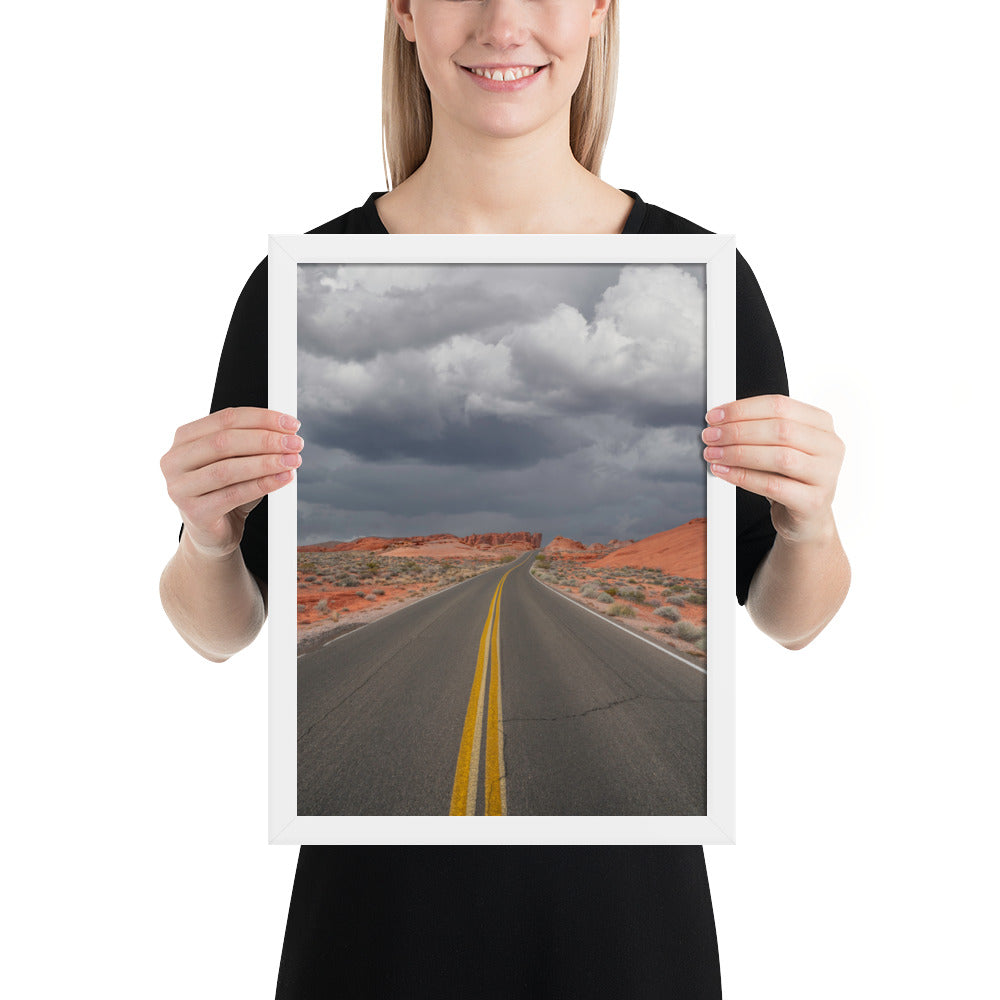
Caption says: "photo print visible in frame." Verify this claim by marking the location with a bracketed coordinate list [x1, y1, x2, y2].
[267, 234, 736, 844]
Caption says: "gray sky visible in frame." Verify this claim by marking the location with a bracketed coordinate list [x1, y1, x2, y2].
[297, 262, 706, 546]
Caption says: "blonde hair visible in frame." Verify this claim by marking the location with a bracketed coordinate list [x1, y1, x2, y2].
[381, 1, 619, 190]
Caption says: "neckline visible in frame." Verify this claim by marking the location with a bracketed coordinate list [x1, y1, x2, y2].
[363, 189, 646, 235]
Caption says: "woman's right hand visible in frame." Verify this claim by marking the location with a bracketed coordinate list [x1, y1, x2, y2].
[160, 406, 303, 560]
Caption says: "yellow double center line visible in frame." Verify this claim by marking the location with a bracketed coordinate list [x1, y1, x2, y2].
[449, 563, 517, 816]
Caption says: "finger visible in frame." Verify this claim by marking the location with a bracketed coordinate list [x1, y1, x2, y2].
[184, 468, 296, 527]
[706, 395, 834, 433]
[172, 406, 300, 448]
[701, 418, 836, 458]
[703, 444, 825, 486]
[709, 462, 813, 510]
[170, 450, 303, 505]
[166, 429, 303, 480]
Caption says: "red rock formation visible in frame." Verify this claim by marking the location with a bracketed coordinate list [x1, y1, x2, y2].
[543, 536, 635, 561]
[590, 519, 706, 578]
[544, 535, 586, 552]
[299, 531, 541, 554]
[461, 531, 541, 549]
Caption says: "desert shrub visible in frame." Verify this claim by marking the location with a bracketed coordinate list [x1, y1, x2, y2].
[657, 624, 677, 635]
[621, 589, 646, 603]
[655, 606, 681, 621]
[373, 588, 385, 596]
[499, 554, 516, 563]
[304, 575, 318, 583]
[686, 593, 706, 605]
[607, 602, 636, 618]
[693, 637, 707, 652]
[603, 586, 619, 597]
[580, 583, 602, 598]
[297, 604, 305, 613]
[355, 590, 366, 598]
[675, 621, 705, 642]
[595, 591, 613, 603]
[315, 599, 328, 612]
[364, 594, 376, 601]
[667, 596, 687, 607]
[646, 598, 662, 608]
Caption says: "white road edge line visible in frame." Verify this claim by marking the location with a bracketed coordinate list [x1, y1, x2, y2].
[295, 552, 534, 657]
[526, 567, 708, 677]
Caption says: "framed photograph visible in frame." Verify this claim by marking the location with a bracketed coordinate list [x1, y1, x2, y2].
[268, 234, 735, 845]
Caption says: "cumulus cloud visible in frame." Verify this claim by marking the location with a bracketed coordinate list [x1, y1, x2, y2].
[296, 262, 707, 544]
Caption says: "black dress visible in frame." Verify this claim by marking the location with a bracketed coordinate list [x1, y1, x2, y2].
[203, 191, 788, 999]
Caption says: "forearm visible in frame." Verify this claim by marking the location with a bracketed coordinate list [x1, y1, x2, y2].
[159, 530, 266, 662]
[745, 517, 850, 650]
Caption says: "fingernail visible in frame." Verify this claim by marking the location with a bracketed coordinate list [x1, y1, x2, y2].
[703, 426, 722, 442]
[281, 452, 302, 467]
[712, 463, 731, 475]
[282, 435, 304, 450]
[706, 408, 725, 423]
[280, 414, 301, 431]
[704, 447, 724, 461]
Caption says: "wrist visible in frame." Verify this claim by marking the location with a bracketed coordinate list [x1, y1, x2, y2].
[773, 509, 840, 549]
[179, 525, 245, 566]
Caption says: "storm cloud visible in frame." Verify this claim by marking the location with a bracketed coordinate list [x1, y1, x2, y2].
[296, 261, 706, 545]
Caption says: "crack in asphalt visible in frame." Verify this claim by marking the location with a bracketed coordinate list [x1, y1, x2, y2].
[503, 689, 702, 724]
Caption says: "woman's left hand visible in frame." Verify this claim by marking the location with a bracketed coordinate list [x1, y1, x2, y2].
[702, 394, 845, 546]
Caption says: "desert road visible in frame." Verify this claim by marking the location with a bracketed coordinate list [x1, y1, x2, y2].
[297, 553, 707, 816]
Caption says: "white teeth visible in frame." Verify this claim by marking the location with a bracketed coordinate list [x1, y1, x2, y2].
[470, 66, 539, 81]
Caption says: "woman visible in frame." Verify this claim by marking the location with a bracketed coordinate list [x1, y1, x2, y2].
[160, 2, 849, 996]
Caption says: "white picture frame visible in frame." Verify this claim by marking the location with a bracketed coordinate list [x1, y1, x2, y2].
[268, 234, 736, 845]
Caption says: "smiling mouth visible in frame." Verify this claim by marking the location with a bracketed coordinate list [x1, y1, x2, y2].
[461, 65, 547, 82]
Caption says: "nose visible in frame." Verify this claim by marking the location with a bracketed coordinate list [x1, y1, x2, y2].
[475, 0, 531, 50]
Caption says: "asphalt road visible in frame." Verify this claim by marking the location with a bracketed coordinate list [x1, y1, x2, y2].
[297, 553, 706, 816]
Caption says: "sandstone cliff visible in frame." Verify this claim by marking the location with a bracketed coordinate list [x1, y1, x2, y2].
[300, 531, 541, 555]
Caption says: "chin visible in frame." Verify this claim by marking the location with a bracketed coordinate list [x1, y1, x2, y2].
[462, 107, 556, 142]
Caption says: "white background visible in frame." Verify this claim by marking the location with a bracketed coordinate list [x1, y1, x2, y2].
[4, 1, 997, 996]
